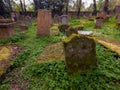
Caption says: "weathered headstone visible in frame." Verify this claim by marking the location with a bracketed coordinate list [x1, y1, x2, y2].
[63, 34, 97, 74]
[114, 5, 120, 14]
[18, 23, 28, 31]
[60, 15, 68, 24]
[94, 17, 103, 28]
[0, 19, 15, 39]
[97, 11, 109, 22]
[65, 27, 78, 37]
[116, 14, 120, 22]
[53, 15, 60, 23]
[24, 16, 32, 25]
[37, 9, 51, 36]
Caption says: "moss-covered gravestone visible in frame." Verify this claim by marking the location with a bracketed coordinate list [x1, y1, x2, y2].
[63, 34, 97, 74]
[65, 27, 78, 37]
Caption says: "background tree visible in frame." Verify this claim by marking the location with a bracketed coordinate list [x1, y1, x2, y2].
[77, 0, 82, 17]
[93, 0, 97, 15]
[20, 0, 24, 15]
[103, 0, 109, 13]
[0, 0, 11, 17]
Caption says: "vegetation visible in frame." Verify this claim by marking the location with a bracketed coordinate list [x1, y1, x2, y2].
[0, 16, 120, 89]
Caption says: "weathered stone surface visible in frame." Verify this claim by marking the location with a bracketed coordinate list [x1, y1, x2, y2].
[58, 24, 70, 33]
[63, 34, 97, 74]
[97, 11, 109, 22]
[18, 23, 28, 31]
[65, 27, 78, 37]
[94, 18, 103, 28]
[78, 31, 93, 36]
[24, 16, 32, 25]
[114, 5, 120, 14]
[60, 15, 68, 24]
[116, 14, 120, 22]
[37, 9, 51, 36]
[0, 19, 15, 39]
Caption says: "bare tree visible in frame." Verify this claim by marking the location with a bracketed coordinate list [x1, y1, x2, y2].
[77, 0, 82, 17]
[93, 0, 97, 16]
[23, 0, 27, 15]
[20, 0, 24, 15]
[103, 0, 109, 13]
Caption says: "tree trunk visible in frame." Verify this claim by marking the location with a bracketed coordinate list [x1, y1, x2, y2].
[20, 0, 24, 15]
[93, 0, 97, 16]
[103, 0, 109, 14]
[77, 0, 82, 17]
[65, 0, 69, 14]
[23, 0, 26, 15]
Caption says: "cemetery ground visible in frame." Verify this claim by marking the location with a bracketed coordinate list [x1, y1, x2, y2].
[0, 17, 120, 90]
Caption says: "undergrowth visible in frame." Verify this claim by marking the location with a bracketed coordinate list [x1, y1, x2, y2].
[0, 18, 120, 90]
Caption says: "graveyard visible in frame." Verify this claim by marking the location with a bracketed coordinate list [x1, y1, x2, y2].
[0, 0, 120, 90]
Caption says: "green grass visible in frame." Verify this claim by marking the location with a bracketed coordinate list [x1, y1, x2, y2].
[0, 18, 120, 90]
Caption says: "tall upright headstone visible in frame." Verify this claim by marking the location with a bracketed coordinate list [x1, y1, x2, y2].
[63, 34, 97, 74]
[37, 9, 51, 36]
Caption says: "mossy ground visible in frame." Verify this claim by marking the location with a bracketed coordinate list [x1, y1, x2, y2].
[0, 17, 120, 90]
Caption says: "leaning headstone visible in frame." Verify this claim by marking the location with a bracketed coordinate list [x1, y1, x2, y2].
[63, 34, 97, 74]
[37, 9, 51, 36]
[94, 16, 103, 28]
[0, 19, 15, 39]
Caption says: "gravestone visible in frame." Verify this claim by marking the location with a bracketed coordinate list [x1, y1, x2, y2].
[65, 27, 78, 37]
[24, 16, 32, 25]
[0, 19, 15, 39]
[94, 17, 103, 28]
[114, 5, 120, 14]
[60, 15, 68, 24]
[53, 15, 60, 23]
[37, 9, 51, 36]
[97, 11, 109, 22]
[116, 14, 120, 22]
[18, 23, 28, 31]
[63, 34, 97, 74]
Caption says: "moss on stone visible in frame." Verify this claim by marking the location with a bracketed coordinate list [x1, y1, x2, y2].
[0, 46, 12, 61]
[58, 24, 70, 32]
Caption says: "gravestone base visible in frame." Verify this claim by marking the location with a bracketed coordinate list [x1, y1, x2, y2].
[63, 34, 97, 74]
[37, 9, 51, 36]
[0, 19, 15, 39]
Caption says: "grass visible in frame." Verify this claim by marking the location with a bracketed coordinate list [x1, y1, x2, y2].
[0, 17, 120, 90]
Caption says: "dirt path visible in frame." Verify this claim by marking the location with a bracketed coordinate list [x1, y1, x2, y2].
[95, 38, 120, 56]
